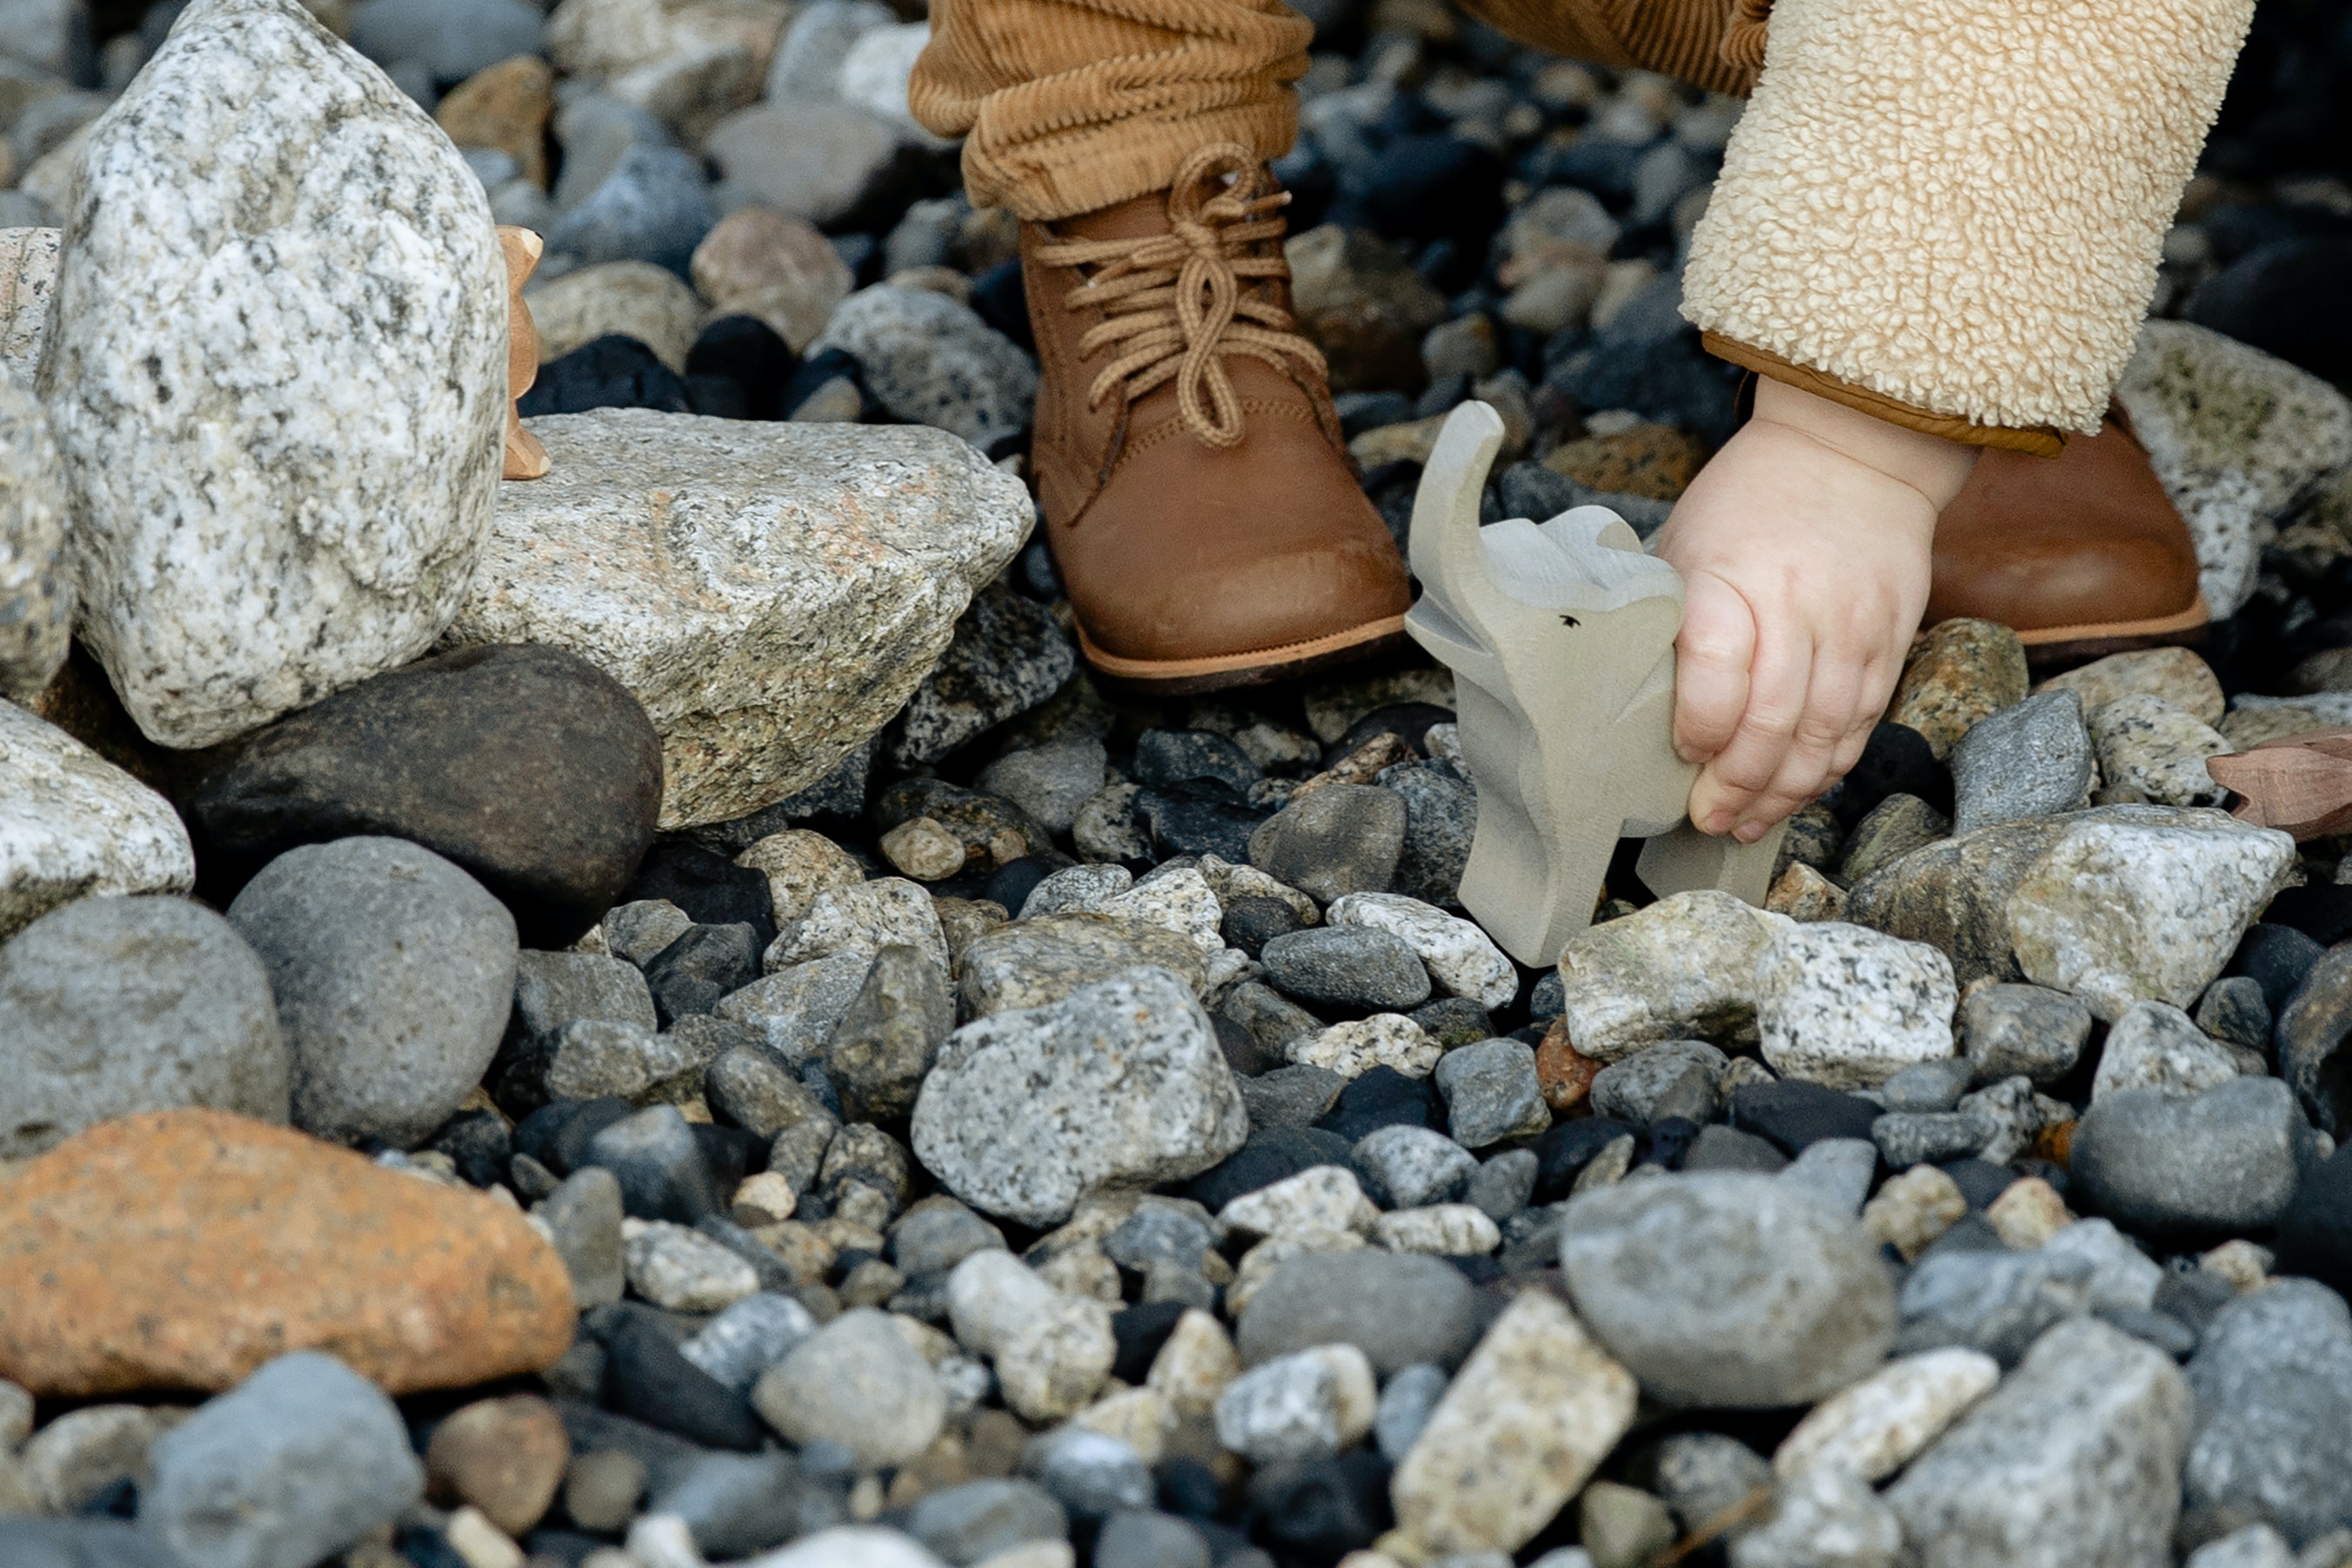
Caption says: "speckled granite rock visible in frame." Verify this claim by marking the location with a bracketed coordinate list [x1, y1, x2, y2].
[808, 285, 1040, 453]
[0, 702, 195, 941]
[1887, 621, 2030, 759]
[2004, 808, 2295, 1020]
[0, 228, 58, 388]
[443, 410, 1030, 827]
[2114, 320, 2352, 620]
[0, 374, 68, 703]
[1885, 1317, 2190, 1568]
[1554, 891, 1790, 1060]
[912, 967, 1248, 1226]
[40, 0, 508, 749]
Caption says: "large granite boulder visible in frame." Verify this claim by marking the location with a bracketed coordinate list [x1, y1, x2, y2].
[443, 409, 1030, 828]
[38, 0, 508, 749]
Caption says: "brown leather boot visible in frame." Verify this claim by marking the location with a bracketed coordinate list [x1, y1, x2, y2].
[1022, 143, 1412, 691]
[1929, 414, 2209, 663]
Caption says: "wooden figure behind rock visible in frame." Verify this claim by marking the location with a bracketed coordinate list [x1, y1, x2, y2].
[1406, 400, 1785, 967]
[497, 225, 550, 481]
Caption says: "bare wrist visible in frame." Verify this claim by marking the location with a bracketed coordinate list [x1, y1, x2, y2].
[1750, 378, 1978, 513]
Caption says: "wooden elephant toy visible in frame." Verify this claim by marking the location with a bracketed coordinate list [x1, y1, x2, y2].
[1405, 400, 1785, 967]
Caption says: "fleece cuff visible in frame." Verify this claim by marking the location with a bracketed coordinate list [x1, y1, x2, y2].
[1680, 0, 2253, 438]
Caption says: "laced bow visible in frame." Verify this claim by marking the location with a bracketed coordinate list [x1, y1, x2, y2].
[1035, 142, 1328, 450]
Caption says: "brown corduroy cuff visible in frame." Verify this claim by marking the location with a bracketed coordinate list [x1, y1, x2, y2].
[1703, 333, 2068, 459]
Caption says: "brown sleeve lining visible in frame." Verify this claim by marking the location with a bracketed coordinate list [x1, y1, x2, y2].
[1702, 332, 2069, 458]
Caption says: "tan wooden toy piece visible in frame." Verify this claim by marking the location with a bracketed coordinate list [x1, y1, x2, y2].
[498, 225, 551, 481]
[2209, 727, 2352, 840]
[1405, 400, 1786, 967]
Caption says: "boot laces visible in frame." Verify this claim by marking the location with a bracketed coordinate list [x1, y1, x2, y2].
[1034, 142, 1328, 450]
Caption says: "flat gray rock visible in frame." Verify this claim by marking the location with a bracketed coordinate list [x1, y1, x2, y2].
[1560, 1171, 1898, 1407]
[43, 0, 507, 749]
[2184, 1280, 2352, 1548]
[2070, 1077, 2309, 1237]
[445, 409, 1030, 828]
[1948, 690, 2092, 835]
[911, 966, 1248, 1226]
[141, 1352, 425, 1568]
[228, 837, 517, 1149]
[1885, 1317, 2190, 1568]
[1236, 1248, 1485, 1374]
[0, 895, 287, 1158]
[0, 702, 195, 941]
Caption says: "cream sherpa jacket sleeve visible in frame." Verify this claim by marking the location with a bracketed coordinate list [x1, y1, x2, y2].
[1680, 0, 2255, 456]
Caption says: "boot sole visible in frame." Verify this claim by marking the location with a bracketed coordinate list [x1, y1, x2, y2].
[2013, 595, 2212, 665]
[1075, 614, 1412, 695]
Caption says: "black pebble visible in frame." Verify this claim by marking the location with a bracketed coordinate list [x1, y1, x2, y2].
[1133, 730, 1263, 794]
[984, 855, 1062, 918]
[2275, 1144, 2352, 1297]
[1938, 1158, 2018, 1209]
[583, 1109, 722, 1224]
[969, 259, 1031, 352]
[1136, 780, 1267, 863]
[1728, 1080, 1883, 1154]
[1222, 896, 1305, 959]
[2229, 923, 2326, 1013]
[1314, 1066, 1442, 1144]
[513, 1097, 636, 1178]
[642, 924, 762, 1024]
[519, 334, 689, 417]
[1634, 1117, 1699, 1170]
[1111, 1300, 1193, 1383]
[778, 347, 868, 420]
[425, 1108, 513, 1188]
[2260, 885, 2352, 948]
[1244, 1452, 1393, 1567]
[1159, 1458, 1228, 1521]
[600, 1313, 767, 1451]
[1353, 135, 1505, 244]
[1333, 704, 1456, 763]
[1529, 1117, 1637, 1203]
[1185, 1127, 1355, 1212]
[622, 844, 778, 951]
[693, 1123, 764, 1191]
[1821, 722, 1951, 826]
[686, 314, 797, 418]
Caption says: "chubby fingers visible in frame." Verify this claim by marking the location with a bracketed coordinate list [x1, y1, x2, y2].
[1687, 609, 1812, 837]
[1727, 653, 1867, 838]
[1673, 571, 1757, 767]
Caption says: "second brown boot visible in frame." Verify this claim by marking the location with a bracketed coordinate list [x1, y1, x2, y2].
[1022, 143, 1412, 692]
[1929, 414, 2209, 664]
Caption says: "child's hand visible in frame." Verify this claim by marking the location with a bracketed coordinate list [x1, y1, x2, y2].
[1653, 379, 1979, 843]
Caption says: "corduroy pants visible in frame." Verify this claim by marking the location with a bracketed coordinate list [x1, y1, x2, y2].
[908, 0, 1768, 222]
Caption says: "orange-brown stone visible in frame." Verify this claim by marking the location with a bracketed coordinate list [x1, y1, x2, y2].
[2032, 1118, 2076, 1168]
[435, 56, 554, 189]
[1534, 1018, 1601, 1113]
[0, 1109, 574, 1397]
[1541, 423, 1707, 502]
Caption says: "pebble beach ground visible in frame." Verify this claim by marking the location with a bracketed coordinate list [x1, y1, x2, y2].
[5, 0, 2352, 1566]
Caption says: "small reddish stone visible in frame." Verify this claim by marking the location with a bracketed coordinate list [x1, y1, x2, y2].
[426, 1394, 571, 1537]
[1534, 1018, 1600, 1112]
[2033, 1119, 2077, 1168]
[0, 1109, 574, 1397]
